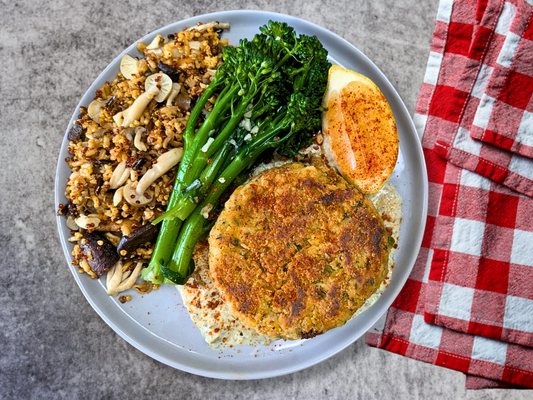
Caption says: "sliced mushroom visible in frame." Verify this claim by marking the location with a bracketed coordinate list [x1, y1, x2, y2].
[104, 232, 121, 247]
[157, 61, 179, 80]
[123, 127, 134, 142]
[106, 261, 123, 294]
[75, 214, 101, 230]
[120, 54, 141, 79]
[145, 73, 173, 102]
[147, 48, 163, 58]
[187, 21, 230, 32]
[93, 127, 108, 138]
[113, 85, 160, 127]
[132, 281, 155, 294]
[166, 83, 181, 107]
[130, 169, 138, 183]
[188, 41, 201, 50]
[117, 223, 159, 256]
[123, 180, 154, 207]
[79, 231, 120, 277]
[113, 186, 124, 206]
[88, 99, 107, 122]
[134, 127, 148, 151]
[106, 261, 144, 297]
[132, 157, 146, 171]
[66, 215, 79, 231]
[145, 34, 164, 57]
[136, 147, 183, 195]
[95, 219, 136, 234]
[68, 121, 84, 141]
[174, 93, 191, 111]
[146, 34, 163, 50]
[109, 161, 131, 189]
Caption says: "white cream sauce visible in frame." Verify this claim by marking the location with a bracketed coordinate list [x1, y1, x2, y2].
[180, 146, 403, 350]
[179, 244, 274, 350]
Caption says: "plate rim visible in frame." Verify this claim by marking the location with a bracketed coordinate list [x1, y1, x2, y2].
[55, 9, 428, 380]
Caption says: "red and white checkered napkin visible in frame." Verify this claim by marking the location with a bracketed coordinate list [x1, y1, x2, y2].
[432, 0, 533, 196]
[366, 0, 533, 389]
[469, 0, 533, 159]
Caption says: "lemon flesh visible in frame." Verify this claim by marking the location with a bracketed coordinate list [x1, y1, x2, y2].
[322, 66, 399, 194]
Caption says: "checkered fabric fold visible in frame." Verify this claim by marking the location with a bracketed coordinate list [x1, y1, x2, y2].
[431, 0, 533, 197]
[366, 0, 533, 389]
[469, 0, 533, 159]
[424, 168, 533, 348]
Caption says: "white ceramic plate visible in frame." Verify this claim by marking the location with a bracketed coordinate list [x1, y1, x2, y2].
[55, 10, 428, 379]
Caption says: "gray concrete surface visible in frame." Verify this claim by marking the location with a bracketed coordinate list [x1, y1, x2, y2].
[1, 0, 530, 399]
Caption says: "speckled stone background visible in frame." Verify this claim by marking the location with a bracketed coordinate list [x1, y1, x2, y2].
[1, 0, 530, 399]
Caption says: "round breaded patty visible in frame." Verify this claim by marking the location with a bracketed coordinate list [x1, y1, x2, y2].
[208, 162, 391, 340]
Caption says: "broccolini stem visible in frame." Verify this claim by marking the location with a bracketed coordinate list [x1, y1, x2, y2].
[180, 84, 241, 184]
[142, 74, 227, 282]
[182, 75, 225, 144]
[165, 123, 293, 280]
[153, 141, 233, 223]
[183, 96, 249, 185]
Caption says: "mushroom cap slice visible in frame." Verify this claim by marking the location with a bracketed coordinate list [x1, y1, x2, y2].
[75, 214, 101, 229]
[146, 34, 163, 50]
[123, 181, 154, 207]
[145, 73, 173, 102]
[87, 99, 107, 122]
[120, 54, 140, 79]
[187, 21, 230, 32]
[66, 215, 79, 231]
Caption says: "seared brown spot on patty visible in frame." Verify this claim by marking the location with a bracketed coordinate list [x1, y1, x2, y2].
[339, 231, 354, 266]
[287, 272, 306, 325]
[327, 284, 341, 317]
[318, 188, 354, 204]
[301, 328, 321, 339]
[227, 283, 255, 314]
[302, 178, 326, 190]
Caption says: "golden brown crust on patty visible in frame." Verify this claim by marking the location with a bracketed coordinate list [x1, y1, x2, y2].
[208, 162, 390, 340]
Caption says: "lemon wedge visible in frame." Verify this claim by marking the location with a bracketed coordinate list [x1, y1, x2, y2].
[321, 65, 399, 193]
